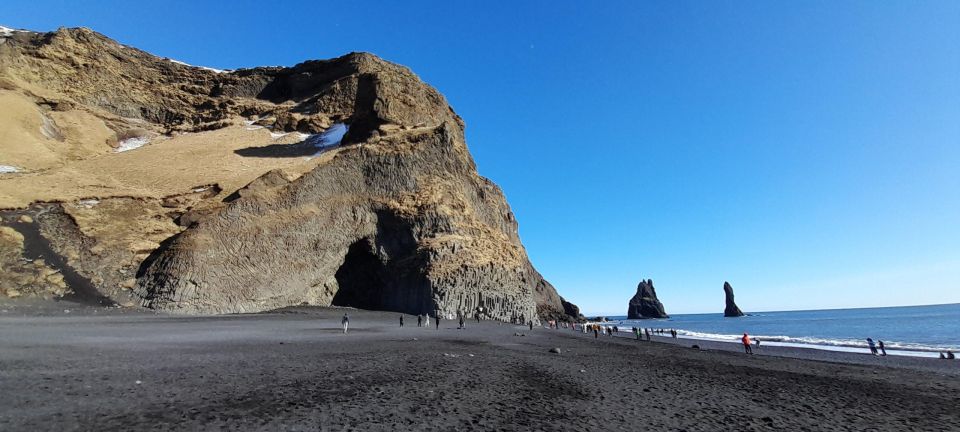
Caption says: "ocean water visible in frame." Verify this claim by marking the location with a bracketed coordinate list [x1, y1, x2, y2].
[606, 303, 960, 357]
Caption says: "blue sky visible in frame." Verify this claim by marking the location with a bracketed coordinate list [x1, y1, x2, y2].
[6, 1, 959, 315]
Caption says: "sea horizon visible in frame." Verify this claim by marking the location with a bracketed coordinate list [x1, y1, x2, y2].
[593, 303, 960, 356]
[590, 301, 960, 318]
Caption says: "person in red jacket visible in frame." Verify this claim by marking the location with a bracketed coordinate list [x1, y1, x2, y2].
[742, 333, 753, 354]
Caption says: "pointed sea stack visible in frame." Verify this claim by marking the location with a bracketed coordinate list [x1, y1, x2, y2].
[627, 279, 668, 319]
[723, 281, 744, 317]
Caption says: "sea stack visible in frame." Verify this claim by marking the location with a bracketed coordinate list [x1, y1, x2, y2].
[627, 279, 668, 319]
[723, 281, 744, 317]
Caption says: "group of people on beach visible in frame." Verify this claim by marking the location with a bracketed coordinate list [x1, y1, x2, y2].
[342, 314, 956, 362]
[342, 312, 479, 334]
[340, 312, 442, 334]
[866, 338, 888, 356]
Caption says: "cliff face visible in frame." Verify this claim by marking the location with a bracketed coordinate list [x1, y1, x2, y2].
[0, 27, 578, 321]
[627, 279, 668, 319]
[723, 281, 744, 317]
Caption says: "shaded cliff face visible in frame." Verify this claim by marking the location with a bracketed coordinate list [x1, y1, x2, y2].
[723, 281, 744, 317]
[0, 27, 578, 321]
[627, 279, 668, 319]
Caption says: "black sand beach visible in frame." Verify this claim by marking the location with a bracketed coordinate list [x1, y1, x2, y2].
[1, 305, 958, 431]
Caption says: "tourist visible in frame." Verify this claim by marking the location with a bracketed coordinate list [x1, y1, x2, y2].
[878, 340, 887, 356]
[594, 326, 599, 338]
[417, 314, 422, 327]
[671, 329, 677, 339]
[399, 315, 404, 327]
[459, 315, 465, 329]
[867, 338, 878, 355]
[341, 313, 349, 334]
[948, 351, 956, 360]
[529, 320, 534, 331]
[645, 328, 651, 341]
[941, 352, 947, 359]
[436, 315, 440, 330]
[755, 338, 761, 348]
[742, 333, 753, 354]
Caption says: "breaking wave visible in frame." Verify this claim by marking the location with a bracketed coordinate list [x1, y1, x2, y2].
[671, 329, 957, 356]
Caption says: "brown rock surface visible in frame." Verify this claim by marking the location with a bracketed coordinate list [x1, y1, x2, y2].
[0, 27, 578, 321]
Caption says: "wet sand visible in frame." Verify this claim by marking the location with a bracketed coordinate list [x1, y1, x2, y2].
[1, 305, 958, 431]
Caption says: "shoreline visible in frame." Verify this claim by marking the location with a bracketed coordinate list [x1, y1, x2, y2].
[570, 325, 960, 376]
[2, 306, 960, 430]
[2, 299, 957, 366]
[588, 324, 954, 358]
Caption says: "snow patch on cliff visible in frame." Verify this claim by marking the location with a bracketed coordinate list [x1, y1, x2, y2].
[115, 137, 150, 152]
[303, 123, 348, 159]
[0, 26, 29, 37]
[166, 58, 228, 74]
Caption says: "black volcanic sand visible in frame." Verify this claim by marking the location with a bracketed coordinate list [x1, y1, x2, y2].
[1, 306, 959, 431]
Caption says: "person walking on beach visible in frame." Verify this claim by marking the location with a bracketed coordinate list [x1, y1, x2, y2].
[645, 328, 651, 341]
[529, 320, 534, 331]
[742, 333, 753, 354]
[867, 338, 878, 355]
[435, 314, 441, 330]
[947, 351, 956, 359]
[399, 315, 404, 328]
[755, 338, 761, 349]
[459, 315, 465, 329]
[417, 314, 422, 327]
[341, 313, 350, 334]
[878, 340, 887, 356]
[594, 326, 599, 339]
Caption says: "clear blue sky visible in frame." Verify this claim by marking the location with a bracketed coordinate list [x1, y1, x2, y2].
[6, 1, 959, 315]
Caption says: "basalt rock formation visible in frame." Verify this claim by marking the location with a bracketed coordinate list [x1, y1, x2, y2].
[627, 279, 668, 319]
[723, 281, 744, 317]
[0, 26, 580, 322]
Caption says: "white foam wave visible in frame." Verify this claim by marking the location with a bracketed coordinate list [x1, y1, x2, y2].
[670, 329, 956, 357]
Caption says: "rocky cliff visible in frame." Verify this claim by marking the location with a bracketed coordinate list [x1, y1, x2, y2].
[627, 279, 668, 319]
[723, 281, 744, 317]
[0, 26, 579, 322]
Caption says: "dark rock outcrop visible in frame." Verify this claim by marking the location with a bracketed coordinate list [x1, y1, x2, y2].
[723, 281, 744, 317]
[0, 27, 580, 322]
[627, 279, 668, 319]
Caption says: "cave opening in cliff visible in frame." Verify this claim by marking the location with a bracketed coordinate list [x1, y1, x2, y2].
[332, 239, 389, 310]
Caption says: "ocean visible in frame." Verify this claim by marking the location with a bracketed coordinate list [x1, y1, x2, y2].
[606, 303, 960, 357]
